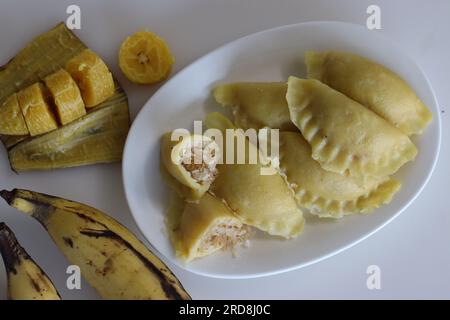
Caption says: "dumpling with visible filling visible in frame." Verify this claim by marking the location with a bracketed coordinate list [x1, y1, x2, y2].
[213, 82, 297, 131]
[160, 132, 219, 202]
[286, 77, 417, 178]
[277, 131, 401, 218]
[305, 51, 432, 135]
[167, 192, 251, 262]
[205, 112, 304, 239]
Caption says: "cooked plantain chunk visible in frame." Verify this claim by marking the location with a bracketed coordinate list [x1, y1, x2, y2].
[44, 69, 86, 125]
[0, 94, 29, 135]
[65, 49, 115, 107]
[17, 83, 58, 136]
[8, 91, 129, 171]
[0, 23, 130, 171]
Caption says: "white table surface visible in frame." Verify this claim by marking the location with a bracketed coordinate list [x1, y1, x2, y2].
[0, 0, 449, 300]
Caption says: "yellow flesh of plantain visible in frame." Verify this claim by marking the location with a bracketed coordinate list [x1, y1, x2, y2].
[0, 23, 130, 171]
[8, 90, 129, 171]
[17, 83, 58, 136]
[44, 68, 86, 125]
[65, 49, 115, 108]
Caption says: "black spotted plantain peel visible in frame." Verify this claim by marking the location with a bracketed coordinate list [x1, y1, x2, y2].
[0, 189, 191, 300]
[0, 23, 130, 172]
[0, 223, 61, 300]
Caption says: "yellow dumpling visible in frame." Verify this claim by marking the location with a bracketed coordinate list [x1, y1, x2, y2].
[167, 192, 250, 262]
[305, 51, 432, 135]
[205, 112, 304, 239]
[160, 132, 219, 202]
[277, 132, 401, 218]
[213, 82, 296, 131]
[286, 77, 417, 178]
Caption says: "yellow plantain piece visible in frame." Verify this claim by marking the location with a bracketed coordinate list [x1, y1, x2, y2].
[65, 49, 115, 107]
[0, 189, 191, 300]
[44, 69, 86, 125]
[8, 91, 129, 172]
[0, 94, 29, 135]
[17, 83, 58, 136]
[0, 23, 130, 171]
[0, 23, 86, 105]
[0, 223, 61, 300]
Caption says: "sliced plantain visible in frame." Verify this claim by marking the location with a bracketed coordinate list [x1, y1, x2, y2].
[8, 91, 129, 171]
[0, 23, 130, 171]
[65, 49, 115, 108]
[119, 30, 174, 84]
[44, 68, 86, 125]
[0, 94, 29, 136]
[0, 23, 86, 104]
[17, 83, 58, 136]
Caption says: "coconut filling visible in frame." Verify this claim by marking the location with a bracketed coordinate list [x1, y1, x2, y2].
[180, 138, 219, 185]
[198, 219, 251, 256]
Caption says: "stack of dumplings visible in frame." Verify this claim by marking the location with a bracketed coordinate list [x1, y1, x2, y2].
[161, 51, 432, 262]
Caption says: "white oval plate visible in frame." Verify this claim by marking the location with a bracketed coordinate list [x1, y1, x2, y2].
[123, 22, 441, 279]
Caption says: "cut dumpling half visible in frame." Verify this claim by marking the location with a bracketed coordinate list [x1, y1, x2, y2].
[305, 51, 432, 135]
[286, 77, 417, 178]
[213, 82, 297, 131]
[205, 112, 304, 239]
[277, 131, 401, 218]
[167, 192, 251, 262]
[161, 132, 219, 202]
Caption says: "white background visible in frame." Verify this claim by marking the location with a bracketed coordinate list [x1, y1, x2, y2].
[0, 0, 449, 299]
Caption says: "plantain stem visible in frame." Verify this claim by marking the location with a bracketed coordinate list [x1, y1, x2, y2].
[0, 189, 15, 205]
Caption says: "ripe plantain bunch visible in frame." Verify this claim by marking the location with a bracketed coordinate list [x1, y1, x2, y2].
[0, 23, 130, 172]
[0, 189, 191, 300]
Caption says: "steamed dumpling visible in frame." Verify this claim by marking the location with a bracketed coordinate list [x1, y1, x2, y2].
[305, 51, 432, 135]
[160, 132, 219, 201]
[277, 131, 401, 218]
[213, 82, 297, 131]
[167, 192, 250, 262]
[286, 77, 417, 178]
[205, 112, 304, 239]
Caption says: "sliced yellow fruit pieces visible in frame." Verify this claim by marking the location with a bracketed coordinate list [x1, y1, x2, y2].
[65, 49, 115, 108]
[9, 93, 129, 172]
[44, 69, 86, 125]
[0, 94, 29, 135]
[119, 30, 174, 84]
[17, 83, 58, 136]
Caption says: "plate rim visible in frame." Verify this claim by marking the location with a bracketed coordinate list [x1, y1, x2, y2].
[122, 20, 442, 279]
